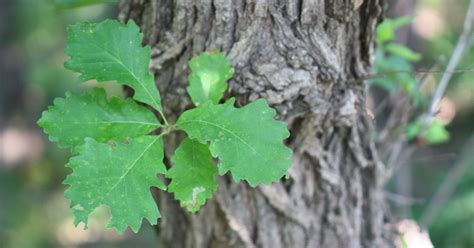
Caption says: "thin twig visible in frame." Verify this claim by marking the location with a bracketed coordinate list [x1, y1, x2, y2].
[429, 0, 474, 116]
[349, 67, 474, 83]
[419, 135, 474, 228]
[384, 191, 425, 205]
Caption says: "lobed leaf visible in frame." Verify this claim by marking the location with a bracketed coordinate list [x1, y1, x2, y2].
[167, 138, 218, 212]
[38, 88, 160, 150]
[65, 19, 163, 111]
[187, 51, 233, 106]
[64, 136, 166, 234]
[176, 98, 292, 186]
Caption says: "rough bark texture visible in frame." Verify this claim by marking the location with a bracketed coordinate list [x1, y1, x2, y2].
[119, 0, 395, 247]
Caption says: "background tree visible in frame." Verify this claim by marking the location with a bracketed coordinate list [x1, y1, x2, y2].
[119, 1, 393, 247]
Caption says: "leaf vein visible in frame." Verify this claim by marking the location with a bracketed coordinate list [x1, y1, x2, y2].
[180, 120, 256, 153]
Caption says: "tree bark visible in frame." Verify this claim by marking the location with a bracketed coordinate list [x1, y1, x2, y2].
[119, 0, 395, 247]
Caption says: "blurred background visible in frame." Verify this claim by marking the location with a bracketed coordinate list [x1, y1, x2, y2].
[0, 0, 472, 247]
[0, 1, 158, 247]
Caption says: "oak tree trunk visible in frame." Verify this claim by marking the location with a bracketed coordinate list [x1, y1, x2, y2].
[119, 0, 395, 247]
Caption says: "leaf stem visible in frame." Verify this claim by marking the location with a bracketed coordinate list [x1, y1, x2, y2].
[156, 122, 177, 137]
[158, 110, 169, 127]
[155, 131, 168, 138]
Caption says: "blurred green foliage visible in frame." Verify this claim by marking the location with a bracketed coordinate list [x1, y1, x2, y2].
[373, 16, 450, 145]
[376, 16, 413, 43]
[430, 187, 474, 247]
[373, 16, 424, 102]
[53, 0, 117, 10]
[410, 158, 474, 248]
[407, 120, 451, 145]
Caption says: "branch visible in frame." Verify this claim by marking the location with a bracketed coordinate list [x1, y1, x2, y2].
[384, 191, 424, 205]
[429, 0, 474, 116]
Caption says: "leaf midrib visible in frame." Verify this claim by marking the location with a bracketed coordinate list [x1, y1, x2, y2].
[65, 120, 160, 126]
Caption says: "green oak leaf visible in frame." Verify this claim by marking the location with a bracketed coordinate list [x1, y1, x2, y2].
[38, 88, 160, 150]
[64, 136, 166, 234]
[187, 51, 233, 106]
[176, 98, 292, 186]
[167, 138, 218, 212]
[65, 19, 163, 111]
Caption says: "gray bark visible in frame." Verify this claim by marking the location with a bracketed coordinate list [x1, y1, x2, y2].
[119, 0, 395, 247]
